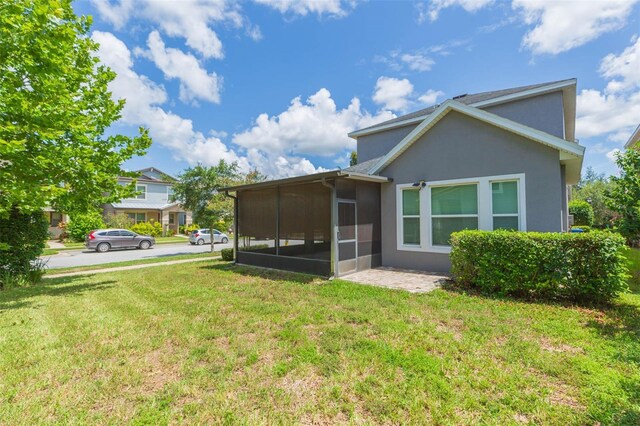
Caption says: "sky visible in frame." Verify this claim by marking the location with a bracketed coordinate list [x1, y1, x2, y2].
[74, 0, 640, 179]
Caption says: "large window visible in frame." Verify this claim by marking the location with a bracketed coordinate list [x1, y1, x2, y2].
[431, 184, 478, 246]
[401, 189, 420, 245]
[396, 174, 525, 253]
[127, 212, 146, 223]
[492, 181, 519, 230]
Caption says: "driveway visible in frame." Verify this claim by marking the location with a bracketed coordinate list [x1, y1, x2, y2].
[42, 242, 233, 269]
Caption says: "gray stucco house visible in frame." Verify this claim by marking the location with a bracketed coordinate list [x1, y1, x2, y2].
[222, 79, 585, 276]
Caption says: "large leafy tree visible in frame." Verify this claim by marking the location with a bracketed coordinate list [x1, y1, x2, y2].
[607, 150, 640, 245]
[171, 162, 265, 251]
[0, 0, 151, 216]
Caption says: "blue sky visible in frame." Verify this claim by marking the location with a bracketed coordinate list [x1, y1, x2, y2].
[74, 0, 640, 178]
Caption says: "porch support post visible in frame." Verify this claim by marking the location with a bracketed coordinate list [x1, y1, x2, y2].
[275, 186, 280, 256]
[322, 178, 338, 278]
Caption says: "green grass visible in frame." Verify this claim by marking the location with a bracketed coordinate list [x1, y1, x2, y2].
[1, 261, 639, 424]
[626, 248, 640, 293]
[44, 252, 219, 275]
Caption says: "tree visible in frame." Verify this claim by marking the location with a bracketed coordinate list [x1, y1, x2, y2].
[0, 1, 151, 278]
[171, 162, 241, 252]
[349, 151, 357, 166]
[0, 0, 151, 215]
[572, 178, 616, 228]
[607, 149, 640, 245]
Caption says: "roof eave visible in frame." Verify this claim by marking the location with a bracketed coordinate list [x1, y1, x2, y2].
[369, 100, 585, 175]
[349, 79, 577, 139]
[220, 170, 391, 192]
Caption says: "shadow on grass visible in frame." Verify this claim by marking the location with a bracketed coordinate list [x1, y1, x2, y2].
[0, 276, 116, 312]
[199, 262, 320, 284]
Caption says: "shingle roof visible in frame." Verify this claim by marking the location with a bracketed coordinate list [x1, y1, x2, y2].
[353, 79, 575, 135]
[343, 156, 383, 174]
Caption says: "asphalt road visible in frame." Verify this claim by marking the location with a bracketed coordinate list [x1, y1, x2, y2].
[43, 242, 233, 269]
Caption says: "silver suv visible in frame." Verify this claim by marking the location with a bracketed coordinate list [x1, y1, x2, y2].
[85, 229, 156, 253]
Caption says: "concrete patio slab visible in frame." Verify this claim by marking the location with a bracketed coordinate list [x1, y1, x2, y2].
[341, 267, 450, 293]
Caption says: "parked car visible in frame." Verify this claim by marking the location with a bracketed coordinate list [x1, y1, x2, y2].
[189, 228, 230, 245]
[85, 229, 156, 253]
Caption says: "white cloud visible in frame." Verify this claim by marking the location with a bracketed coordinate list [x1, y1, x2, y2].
[600, 35, 640, 93]
[399, 53, 435, 72]
[513, 0, 638, 55]
[373, 77, 414, 112]
[576, 36, 640, 153]
[136, 31, 222, 105]
[418, 89, 445, 105]
[92, 31, 247, 170]
[427, 0, 494, 22]
[92, 0, 248, 59]
[93, 32, 395, 178]
[373, 77, 443, 112]
[233, 88, 395, 159]
[607, 149, 621, 162]
[253, 0, 355, 17]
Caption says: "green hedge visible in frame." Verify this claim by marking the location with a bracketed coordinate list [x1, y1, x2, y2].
[221, 248, 234, 261]
[130, 221, 162, 237]
[67, 211, 106, 242]
[0, 208, 49, 285]
[569, 200, 594, 226]
[450, 230, 628, 303]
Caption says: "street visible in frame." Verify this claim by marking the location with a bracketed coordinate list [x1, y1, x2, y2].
[43, 242, 233, 269]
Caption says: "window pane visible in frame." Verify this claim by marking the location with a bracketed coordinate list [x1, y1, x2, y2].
[402, 189, 420, 216]
[403, 217, 420, 245]
[136, 213, 145, 222]
[493, 216, 519, 230]
[431, 184, 477, 215]
[432, 217, 478, 246]
[136, 185, 146, 199]
[492, 181, 518, 214]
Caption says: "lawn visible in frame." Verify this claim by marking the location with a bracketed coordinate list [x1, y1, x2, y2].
[1, 262, 638, 424]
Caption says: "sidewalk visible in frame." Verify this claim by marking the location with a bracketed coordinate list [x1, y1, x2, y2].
[47, 240, 66, 249]
[44, 256, 219, 279]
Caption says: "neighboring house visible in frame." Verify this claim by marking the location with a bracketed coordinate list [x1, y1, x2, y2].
[221, 79, 585, 276]
[102, 167, 192, 234]
[624, 124, 640, 149]
[45, 208, 69, 238]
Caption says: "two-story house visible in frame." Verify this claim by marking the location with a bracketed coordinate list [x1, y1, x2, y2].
[102, 167, 192, 234]
[221, 79, 586, 277]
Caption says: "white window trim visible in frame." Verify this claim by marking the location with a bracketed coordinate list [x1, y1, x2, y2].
[135, 184, 147, 200]
[396, 184, 424, 251]
[166, 185, 174, 200]
[127, 211, 147, 224]
[396, 173, 526, 254]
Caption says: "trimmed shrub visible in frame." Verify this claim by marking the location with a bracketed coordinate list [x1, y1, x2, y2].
[130, 221, 162, 237]
[180, 224, 199, 235]
[104, 213, 134, 229]
[569, 200, 594, 226]
[67, 211, 106, 242]
[221, 248, 234, 261]
[450, 230, 628, 303]
[0, 208, 49, 287]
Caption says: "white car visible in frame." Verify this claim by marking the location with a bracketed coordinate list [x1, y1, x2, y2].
[189, 228, 230, 245]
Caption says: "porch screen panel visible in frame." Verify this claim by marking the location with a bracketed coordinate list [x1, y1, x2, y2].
[238, 188, 277, 254]
[278, 183, 331, 261]
[356, 181, 381, 256]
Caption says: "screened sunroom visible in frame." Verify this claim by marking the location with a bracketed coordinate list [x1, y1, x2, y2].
[222, 171, 390, 277]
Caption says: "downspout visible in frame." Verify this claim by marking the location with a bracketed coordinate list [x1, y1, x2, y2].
[224, 191, 238, 263]
[321, 178, 338, 278]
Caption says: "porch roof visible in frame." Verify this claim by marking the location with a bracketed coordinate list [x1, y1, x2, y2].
[220, 170, 391, 192]
[110, 202, 181, 210]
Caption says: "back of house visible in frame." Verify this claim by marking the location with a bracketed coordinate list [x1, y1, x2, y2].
[223, 79, 585, 276]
